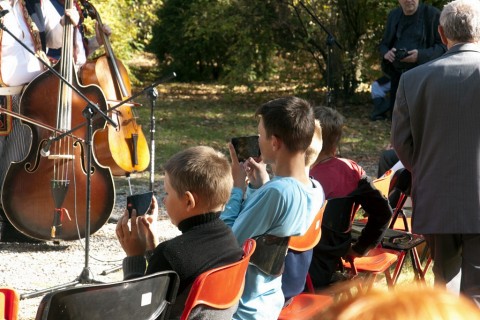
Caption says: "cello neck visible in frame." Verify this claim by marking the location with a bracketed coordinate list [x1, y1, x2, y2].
[57, 0, 76, 131]
[83, 1, 130, 98]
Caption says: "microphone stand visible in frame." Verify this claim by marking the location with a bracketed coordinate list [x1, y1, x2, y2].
[146, 87, 158, 192]
[297, 1, 343, 107]
[99, 78, 173, 277]
[0, 12, 118, 299]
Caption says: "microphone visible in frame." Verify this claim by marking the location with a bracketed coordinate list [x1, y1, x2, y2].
[0, 10, 9, 18]
[41, 137, 54, 157]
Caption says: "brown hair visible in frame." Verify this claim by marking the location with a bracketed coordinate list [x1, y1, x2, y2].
[164, 146, 233, 210]
[314, 106, 344, 155]
[255, 96, 315, 153]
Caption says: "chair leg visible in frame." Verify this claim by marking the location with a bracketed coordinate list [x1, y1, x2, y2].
[405, 244, 432, 284]
[390, 252, 406, 285]
[410, 248, 424, 282]
[418, 250, 432, 281]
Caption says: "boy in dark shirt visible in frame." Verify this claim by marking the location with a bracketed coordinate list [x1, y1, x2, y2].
[116, 146, 243, 318]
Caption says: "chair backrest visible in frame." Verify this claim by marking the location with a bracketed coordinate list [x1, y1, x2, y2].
[0, 287, 19, 320]
[384, 168, 410, 207]
[388, 168, 412, 230]
[372, 169, 395, 198]
[180, 238, 256, 320]
[289, 201, 328, 251]
[322, 196, 359, 234]
[249, 234, 289, 276]
[35, 270, 179, 320]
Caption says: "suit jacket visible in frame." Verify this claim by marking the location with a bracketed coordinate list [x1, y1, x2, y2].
[392, 43, 480, 234]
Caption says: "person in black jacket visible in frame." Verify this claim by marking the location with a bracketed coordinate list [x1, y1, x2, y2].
[116, 146, 243, 319]
[379, 0, 446, 118]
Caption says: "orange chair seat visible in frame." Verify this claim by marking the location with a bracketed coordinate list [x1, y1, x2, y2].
[348, 248, 400, 273]
[342, 247, 402, 289]
[278, 294, 334, 320]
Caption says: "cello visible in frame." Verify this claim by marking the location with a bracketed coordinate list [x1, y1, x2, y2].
[79, 0, 150, 176]
[1, 0, 115, 241]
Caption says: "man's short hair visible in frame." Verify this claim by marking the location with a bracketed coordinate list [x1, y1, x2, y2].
[164, 146, 233, 209]
[440, 0, 480, 43]
[255, 96, 315, 153]
[314, 106, 345, 155]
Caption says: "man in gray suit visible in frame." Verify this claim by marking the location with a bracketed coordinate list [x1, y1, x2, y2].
[392, 0, 480, 305]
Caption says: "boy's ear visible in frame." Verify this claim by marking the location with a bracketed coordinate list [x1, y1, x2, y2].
[184, 191, 196, 210]
[271, 135, 281, 151]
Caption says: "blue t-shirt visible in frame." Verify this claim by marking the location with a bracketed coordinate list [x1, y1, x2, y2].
[221, 176, 324, 319]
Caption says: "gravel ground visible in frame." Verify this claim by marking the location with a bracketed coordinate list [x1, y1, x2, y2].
[0, 176, 181, 320]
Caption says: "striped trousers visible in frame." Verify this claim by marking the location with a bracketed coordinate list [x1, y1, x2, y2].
[0, 94, 31, 191]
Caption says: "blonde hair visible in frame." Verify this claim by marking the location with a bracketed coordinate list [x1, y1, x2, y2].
[319, 286, 480, 320]
[305, 119, 323, 167]
[164, 146, 233, 210]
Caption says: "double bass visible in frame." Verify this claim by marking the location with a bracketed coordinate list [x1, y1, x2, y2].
[1, 0, 115, 240]
[79, 0, 150, 176]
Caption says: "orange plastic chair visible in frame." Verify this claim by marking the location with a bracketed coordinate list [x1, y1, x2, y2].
[373, 169, 395, 198]
[343, 246, 401, 290]
[289, 201, 327, 293]
[323, 194, 401, 291]
[278, 202, 335, 320]
[353, 168, 429, 287]
[180, 238, 256, 320]
[289, 201, 327, 252]
[278, 293, 333, 320]
[388, 169, 412, 231]
[0, 287, 19, 320]
[386, 169, 432, 283]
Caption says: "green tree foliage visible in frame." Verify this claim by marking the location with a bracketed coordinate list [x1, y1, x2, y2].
[80, 0, 162, 85]
[83, 0, 162, 59]
[148, 0, 398, 94]
[89, 0, 451, 96]
[149, 0, 284, 82]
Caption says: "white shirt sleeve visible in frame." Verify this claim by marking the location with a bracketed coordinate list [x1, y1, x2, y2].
[42, 0, 63, 49]
[42, 0, 87, 66]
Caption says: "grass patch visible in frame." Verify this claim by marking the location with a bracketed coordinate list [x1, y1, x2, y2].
[130, 82, 391, 180]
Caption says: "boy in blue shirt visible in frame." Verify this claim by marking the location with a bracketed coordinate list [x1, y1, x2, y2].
[222, 96, 324, 319]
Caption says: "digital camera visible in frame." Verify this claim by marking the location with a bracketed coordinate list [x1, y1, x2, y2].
[231, 135, 261, 162]
[395, 48, 409, 61]
[127, 191, 153, 218]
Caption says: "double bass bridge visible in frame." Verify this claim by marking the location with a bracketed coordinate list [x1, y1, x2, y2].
[47, 154, 75, 160]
